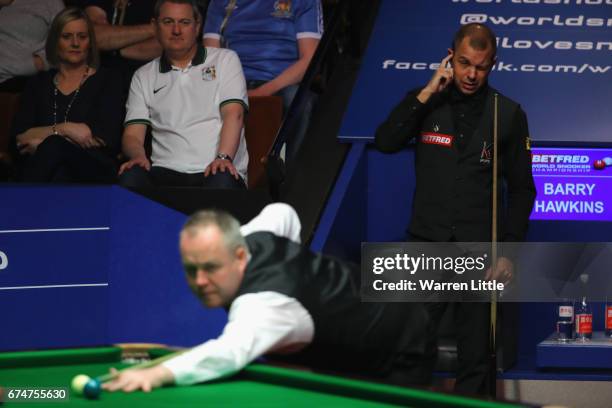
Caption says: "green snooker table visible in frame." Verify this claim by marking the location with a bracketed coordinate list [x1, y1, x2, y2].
[0, 347, 533, 407]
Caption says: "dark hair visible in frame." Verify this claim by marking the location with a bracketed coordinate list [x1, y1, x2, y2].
[45, 7, 100, 68]
[153, 0, 202, 21]
[452, 23, 497, 58]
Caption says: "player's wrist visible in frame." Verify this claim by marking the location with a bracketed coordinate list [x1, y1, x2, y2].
[417, 89, 433, 104]
[150, 365, 175, 387]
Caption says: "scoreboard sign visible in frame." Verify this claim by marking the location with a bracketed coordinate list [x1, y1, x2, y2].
[530, 147, 612, 221]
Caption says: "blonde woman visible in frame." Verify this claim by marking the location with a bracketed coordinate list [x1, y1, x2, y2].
[12, 7, 123, 183]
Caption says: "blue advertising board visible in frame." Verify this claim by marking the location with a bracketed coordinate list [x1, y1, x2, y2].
[339, 0, 611, 144]
[0, 186, 226, 351]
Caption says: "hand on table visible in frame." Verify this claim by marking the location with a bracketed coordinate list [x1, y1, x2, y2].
[102, 365, 173, 393]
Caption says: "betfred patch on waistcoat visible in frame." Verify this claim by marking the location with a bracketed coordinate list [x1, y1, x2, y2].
[420, 132, 454, 147]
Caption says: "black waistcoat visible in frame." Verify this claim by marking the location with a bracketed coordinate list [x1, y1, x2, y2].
[411, 86, 520, 242]
[237, 231, 429, 374]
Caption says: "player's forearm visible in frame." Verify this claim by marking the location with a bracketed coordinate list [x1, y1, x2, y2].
[162, 339, 250, 386]
[119, 38, 163, 61]
[217, 108, 244, 158]
[94, 23, 155, 51]
[417, 88, 435, 104]
[374, 92, 426, 153]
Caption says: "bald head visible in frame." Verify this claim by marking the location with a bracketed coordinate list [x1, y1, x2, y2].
[452, 23, 497, 58]
[181, 209, 246, 253]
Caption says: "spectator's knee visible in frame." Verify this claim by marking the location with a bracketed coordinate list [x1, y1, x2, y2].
[202, 170, 246, 189]
[34, 135, 71, 157]
[119, 165, 152, 188]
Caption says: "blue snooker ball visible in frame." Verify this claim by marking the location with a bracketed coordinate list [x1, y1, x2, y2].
[83, 379, 102, 400]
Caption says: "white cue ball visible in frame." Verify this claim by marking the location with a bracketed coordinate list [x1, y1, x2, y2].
[71, 374, 91, 395]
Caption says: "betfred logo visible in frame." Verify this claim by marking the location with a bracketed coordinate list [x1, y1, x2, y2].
[532, 154, 589, 164]
[420, 133, 453, 147]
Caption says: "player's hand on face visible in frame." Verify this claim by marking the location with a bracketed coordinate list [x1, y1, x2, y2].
[425, 54, 454, 95]
[204, 158, 239, 179]
[118, 156, 151, 175]
[484, 256, 514, 284]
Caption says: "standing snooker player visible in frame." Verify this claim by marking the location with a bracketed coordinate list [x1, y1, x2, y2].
[103, 203, 431, 392]
[374, 23, 536, 394]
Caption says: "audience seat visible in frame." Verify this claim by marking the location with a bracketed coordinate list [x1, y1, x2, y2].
[244, 95, 283, 190]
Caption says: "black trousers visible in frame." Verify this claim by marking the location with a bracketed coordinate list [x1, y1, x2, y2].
[424, 302, 490, 395]
[119, 165, 246, 189]
[20, 135, 117, 183]
[409, 233, 491, 395]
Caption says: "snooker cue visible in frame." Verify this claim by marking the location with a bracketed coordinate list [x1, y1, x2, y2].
[96, 349, 187, 383]
[488, 93, 499, 398]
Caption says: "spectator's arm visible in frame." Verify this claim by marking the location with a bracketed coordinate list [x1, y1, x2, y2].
[202, 0, 223, 47]
[119, 37, 163, 61]
[204, 49, 248, 179]
[0, 0, 15, 6]
[118, 124, 150, 175]
[85, 5, 155, 51]
[15, 127, 54, 155]
[204, 102, 244, 179]
[203, 37, 221, 48]
[121, 71, 150, 165]
[32, 55, 46, 72]
[217, 102, 244, 160]
[248, 38, 318, 97]
[121, 124, 147, 161]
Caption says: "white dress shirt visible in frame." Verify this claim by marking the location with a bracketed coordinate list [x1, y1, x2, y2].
[163, 203, 315, 385]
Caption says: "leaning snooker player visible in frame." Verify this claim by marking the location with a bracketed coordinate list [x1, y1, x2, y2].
[103, 203, 431, 392]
